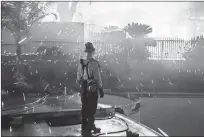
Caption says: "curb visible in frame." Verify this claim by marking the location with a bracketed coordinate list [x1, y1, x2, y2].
[104, 89, 204, 98]
[102, 91, 141, 117]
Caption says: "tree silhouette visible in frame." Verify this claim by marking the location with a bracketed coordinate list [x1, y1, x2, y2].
[120, 22, 154, 61]
[183, 36, 204, 64]
[1, 1, 57, 63]
[124, 22, 152, 39]
[57, 2, 78, 22]
[188, 2, 204, 19]
[119, 39, 150, 61]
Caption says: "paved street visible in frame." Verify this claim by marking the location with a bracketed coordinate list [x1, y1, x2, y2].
[137, 97, 204, 136]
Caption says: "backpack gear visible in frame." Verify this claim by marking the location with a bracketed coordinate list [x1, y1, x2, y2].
[80, 58, 100, 93]
[79, 58, 103, 137]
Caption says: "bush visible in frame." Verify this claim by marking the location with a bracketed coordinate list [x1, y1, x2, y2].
[36, 46, 63, 57]
[183, 36, 204, 66]
[119, 39, 150, 61]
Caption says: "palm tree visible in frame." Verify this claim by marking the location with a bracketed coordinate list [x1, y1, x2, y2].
[124, 22, 152, 39]
[121, 22, 155, 62]
[1, 1, 57, 63]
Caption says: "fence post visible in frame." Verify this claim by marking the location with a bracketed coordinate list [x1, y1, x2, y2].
[64, 86, 67, 102]
[161, 40, 164, 61]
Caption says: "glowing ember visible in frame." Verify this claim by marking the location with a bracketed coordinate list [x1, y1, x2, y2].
[9, 126, 12, 132]
[18, 37, 27, 44]
[2, 101, 4, 108]
[169, 82, 173, 85]
[58, 30, 61, 35]
[23, 93, 26, 101]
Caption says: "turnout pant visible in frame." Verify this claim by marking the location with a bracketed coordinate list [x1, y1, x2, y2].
[81, 90, 98, 136]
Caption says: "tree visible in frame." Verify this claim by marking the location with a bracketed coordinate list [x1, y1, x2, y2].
[120, 22, 154, 62]
[57, 2, 78, 22]
[183, 36, 204, 64]
[188, 2, 204, 19]
[124, 22, 152, 39]
[119, 38, 150, 62]
[1, 1, 57, 63]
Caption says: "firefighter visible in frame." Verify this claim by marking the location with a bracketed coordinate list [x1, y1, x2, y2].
[76, 42, 104, 136]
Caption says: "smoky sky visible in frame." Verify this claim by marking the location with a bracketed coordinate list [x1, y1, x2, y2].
[40, 2, 204, 39]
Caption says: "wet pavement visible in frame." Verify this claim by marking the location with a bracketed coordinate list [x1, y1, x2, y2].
[2, 93, 135, 116]
[139, 97, 204, 136]
[2, 116, 130, 136]
[2, 94, 43, 110]
[1, 94, 81, 116]
[1, 93, 159, 136]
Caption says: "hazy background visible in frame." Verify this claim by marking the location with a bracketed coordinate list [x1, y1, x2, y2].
[42, 2, 202, 39]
